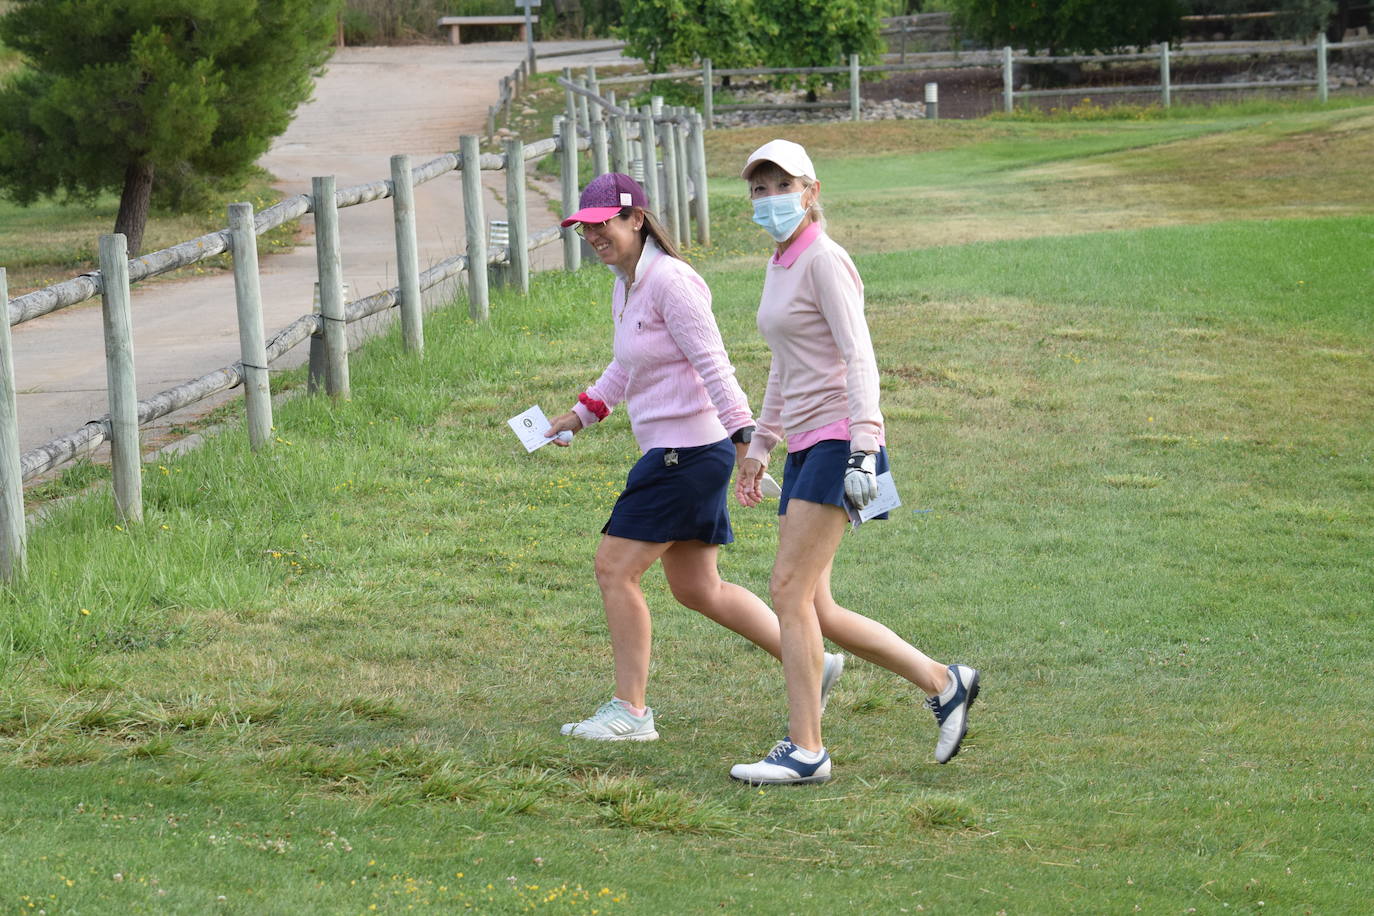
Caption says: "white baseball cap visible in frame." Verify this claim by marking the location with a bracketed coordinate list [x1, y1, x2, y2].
[741, 139, 817, 181]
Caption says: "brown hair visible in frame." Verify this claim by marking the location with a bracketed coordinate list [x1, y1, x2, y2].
[620, 206, 683, 261]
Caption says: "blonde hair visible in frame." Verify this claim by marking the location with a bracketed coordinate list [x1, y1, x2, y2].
[745, 161, 824, 225]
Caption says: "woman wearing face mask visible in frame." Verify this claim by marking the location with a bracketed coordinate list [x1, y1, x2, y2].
[729, 140, 981, 785]
[544, 172, 844, 742]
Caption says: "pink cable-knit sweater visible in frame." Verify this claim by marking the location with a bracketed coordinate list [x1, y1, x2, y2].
[745, 224, 885, 465]
[571, 239, 754, 453]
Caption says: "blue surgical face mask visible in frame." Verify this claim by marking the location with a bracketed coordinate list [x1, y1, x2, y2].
[752, 192, 808, 242]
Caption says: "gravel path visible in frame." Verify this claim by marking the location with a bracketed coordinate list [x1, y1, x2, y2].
[12, 41, 629, 463]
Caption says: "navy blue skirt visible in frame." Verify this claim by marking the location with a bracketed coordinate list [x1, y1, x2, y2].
[603, 438, 736, 544]
[779, 439, 890, 519]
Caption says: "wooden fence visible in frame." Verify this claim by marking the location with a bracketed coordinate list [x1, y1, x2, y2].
[0, 96, 707, 579]
[1001, 35, 1374, 111]
[566, 34, 1373, 128]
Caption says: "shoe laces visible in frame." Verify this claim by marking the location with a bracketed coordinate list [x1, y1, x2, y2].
[924, 694, 946, 722]
[588, 700, 623, 723]
[765, 739, 795, 762]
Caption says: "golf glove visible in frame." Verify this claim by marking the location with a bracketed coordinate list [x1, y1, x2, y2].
[843, 451, 878, 508]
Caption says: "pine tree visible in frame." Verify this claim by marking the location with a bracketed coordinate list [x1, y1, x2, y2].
[0, 0, 338, 256]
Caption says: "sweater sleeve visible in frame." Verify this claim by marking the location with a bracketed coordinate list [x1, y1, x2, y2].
[810, 248, 883, 454]
[746, 355, 784, 465]
[660, 273, 754, 436]
[573, 359, 630, 426]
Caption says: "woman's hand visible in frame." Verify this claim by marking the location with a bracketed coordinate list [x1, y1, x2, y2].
[735, 457, 765, 508]
[545, 411, 583, 447]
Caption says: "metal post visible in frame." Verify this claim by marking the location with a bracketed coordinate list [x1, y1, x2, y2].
[227, 202, 273, 452]
[312, 176, 350, 399]
[703, 58, 714, 129]
[925, 82, 939, 120]
[390, 154, 423, 354]
[689, 111, 710, 246]
[0, 269, 25, 579]
[1317, 33, 1329, 103]
[505, 138, 530, 294]
[658, 118, 681, 247]
[1160, 42, 1172, 108]
[1003, 46, 1015, 114]
[672, 112, 691, 245]
[522, 0, 534, 70]
[639, 105, 661, 214]
[98, 233, 142, 523]
[850, 53, 861, 121]
[460, 135, 489, 322]
[489, 219, 511, 288]
[559, 117, 581, 271]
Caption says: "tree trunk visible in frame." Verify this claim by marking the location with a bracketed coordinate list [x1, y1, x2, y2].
[114, 159, 155, 257]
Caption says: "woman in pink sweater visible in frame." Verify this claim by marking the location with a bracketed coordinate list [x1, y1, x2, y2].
[546, 172, 843, 742]
[730, 141, 981, 785]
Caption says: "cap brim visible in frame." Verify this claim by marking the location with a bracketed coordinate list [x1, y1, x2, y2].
[740, 158, 769, 180]
[560, 206, 624, 228]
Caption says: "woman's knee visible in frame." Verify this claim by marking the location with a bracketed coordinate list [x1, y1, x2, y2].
[668, 577, 717, 611]
[594, 548, 637, 592]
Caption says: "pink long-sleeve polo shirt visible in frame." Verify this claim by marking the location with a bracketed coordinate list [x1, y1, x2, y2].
[745, 224, 885, 465]
[571, 238, 754, 453]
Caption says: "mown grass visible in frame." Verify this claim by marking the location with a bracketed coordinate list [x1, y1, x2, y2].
[1, 109, 1372, 912]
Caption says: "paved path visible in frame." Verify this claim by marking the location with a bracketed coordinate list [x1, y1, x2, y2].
[10, 41, 628, 461]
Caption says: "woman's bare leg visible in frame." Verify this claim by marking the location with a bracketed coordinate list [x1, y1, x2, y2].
[593, 534, 673, 708]
[659, 541, 782, 660]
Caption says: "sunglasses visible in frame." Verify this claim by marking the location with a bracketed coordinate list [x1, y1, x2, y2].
[574, 210, 632, 237]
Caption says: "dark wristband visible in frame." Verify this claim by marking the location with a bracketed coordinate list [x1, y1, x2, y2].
[730, 425, 755, 444]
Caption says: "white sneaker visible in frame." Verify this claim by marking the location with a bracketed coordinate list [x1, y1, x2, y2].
[730, 738, 831, 785]
[820, 652, 845, 713]
[926, 664, 980, 764]
[560, 698, 659, 741]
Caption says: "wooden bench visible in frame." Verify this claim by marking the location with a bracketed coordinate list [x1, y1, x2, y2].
[437, 15, 537, 45]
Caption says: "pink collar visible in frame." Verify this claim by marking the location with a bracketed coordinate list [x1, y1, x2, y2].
[771, 221, 822, 269]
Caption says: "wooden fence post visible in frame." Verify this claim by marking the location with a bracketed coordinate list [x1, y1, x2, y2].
[98, 233, 143, 523]
[504, 137, 531, 294]
[563, 67, 576, 126]
[0, 269, 25, 580]
[227, 202, 273, 451]
[672, 112, 691, 245]
[639, 106, 661, 214]
[575, 76, 591, 137]
[1003, 46, 1015, 113]
[1160, 43, 1172, 108]
[559, 117, 581, 271]
[658, 117, 681, 246]
[311, 176, 350, 400]
[591, 114, 609, 177]
[689, 111, 711, 246]
[849, 53, 861, 121]
[460, 135, 490, 322]
[703, 58, 714, 129]
[1317, 33, 1328, 103]
[390, 154, 424, 354]
[609, 109, 629, 174]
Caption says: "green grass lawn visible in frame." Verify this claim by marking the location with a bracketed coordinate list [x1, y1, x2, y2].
[2, 107, 1372, 913]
